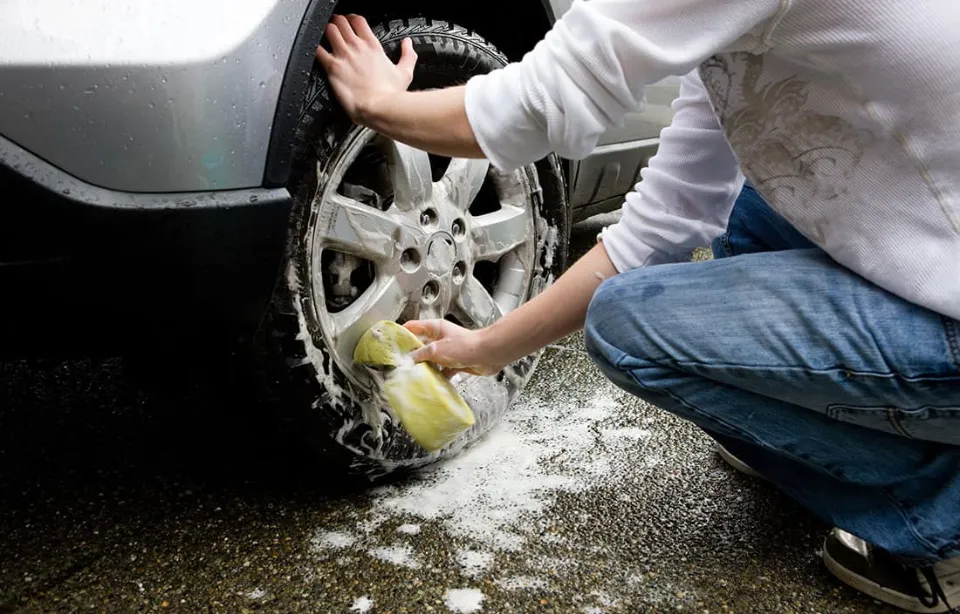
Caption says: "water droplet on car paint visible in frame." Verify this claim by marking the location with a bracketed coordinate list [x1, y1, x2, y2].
[259, 82, 266, 88]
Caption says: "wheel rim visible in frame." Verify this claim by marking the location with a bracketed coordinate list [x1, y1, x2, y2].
[307, 127, 538, 391]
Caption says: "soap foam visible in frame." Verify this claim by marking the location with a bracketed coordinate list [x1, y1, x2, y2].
[368, 545, 420, 569]
[443, 588, 485, 613]
[368, 390, 626, 551]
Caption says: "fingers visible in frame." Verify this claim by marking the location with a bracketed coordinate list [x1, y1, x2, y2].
[403, 319, 444, 341]
[318, 14, 415, 82]
[440, 367, 462, 379]
[408, 341, 439, 364]
[397, 38, 418, 76]
[315, 45, 334, 70]
[324, 22, 348, 55]
[331, 15, 360, 45]
[346, 14, 379, 46]
[324, 15, 361, 57]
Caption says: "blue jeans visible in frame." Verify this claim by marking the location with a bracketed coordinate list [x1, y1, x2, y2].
[584, 184, 960, 566]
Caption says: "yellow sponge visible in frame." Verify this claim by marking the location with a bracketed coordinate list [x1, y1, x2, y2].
[353, 320, 475, 452]
[353, 320, 424, 367]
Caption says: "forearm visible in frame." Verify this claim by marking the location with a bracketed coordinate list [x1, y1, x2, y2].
[479, 242, 617, 365]
[359, 86, 483, 159]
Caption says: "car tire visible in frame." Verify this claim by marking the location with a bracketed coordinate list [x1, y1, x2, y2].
[253, 18, 570, 479]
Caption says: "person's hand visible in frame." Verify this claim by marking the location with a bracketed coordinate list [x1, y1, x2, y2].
[403, 320, 506, 377]
[315, 14, 417, 123]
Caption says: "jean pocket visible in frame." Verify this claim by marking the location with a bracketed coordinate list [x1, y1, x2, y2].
[826, 404, 960, 446]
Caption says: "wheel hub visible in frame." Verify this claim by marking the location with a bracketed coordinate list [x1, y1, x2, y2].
[425, 232, 457, 275]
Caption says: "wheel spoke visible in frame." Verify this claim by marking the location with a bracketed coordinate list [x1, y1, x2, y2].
[492, 260, 526, 314]
[383, 140, 432, 209]
[330, 276, 407, 361]
[455, 276, 503, 329]
[443, 158, 489, 210]
[470, 205, 530, 261]
[317, 194, 406, 262]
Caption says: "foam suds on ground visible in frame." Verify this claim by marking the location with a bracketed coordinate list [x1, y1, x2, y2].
[367, 544, 420, 569]
[367, 390, 630, 552]
[443, 588, 485, 613]
[310, 531, 357, 551]
[306, 380, 661, 610]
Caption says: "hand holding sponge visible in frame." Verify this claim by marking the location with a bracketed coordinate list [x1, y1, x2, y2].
[353, 321, 476, 452]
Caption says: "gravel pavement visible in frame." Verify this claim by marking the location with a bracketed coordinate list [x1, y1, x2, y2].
[0, 214, 898, 614]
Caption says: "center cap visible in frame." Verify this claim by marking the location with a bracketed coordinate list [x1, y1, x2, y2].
[425, 232, 456, 275]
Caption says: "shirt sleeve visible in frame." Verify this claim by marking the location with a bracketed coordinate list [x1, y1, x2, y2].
[599, 71, 745, 271]
[463, 0, 783, 173]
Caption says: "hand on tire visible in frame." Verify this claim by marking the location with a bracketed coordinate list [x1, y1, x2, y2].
[403, 320, 505, 378]
[316, 14, 417, 123]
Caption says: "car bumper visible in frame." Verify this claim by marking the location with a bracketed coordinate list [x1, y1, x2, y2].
[0, 136, 292, 358]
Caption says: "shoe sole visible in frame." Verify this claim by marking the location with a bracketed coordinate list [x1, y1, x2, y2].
[715, 443, 765, 480]
[823, 541, 951, 613]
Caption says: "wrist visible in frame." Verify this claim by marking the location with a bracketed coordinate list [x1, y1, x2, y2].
[475, 321, 513, 369]
[354, 91, 396, 129]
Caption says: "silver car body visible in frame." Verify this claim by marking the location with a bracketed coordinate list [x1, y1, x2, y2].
[0, 0, 310, 193]
[0, 0, 678, 201]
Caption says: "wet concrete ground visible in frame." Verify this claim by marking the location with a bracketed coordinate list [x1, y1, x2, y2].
[0, 214, 897, 614]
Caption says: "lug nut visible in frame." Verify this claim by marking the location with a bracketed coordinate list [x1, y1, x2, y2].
[401, 248, 421, 272]
[422, 280, 440, 303]
[452, 218, 465, 237]
[452, 262, 466, 284]
[420, 209, 438, 227]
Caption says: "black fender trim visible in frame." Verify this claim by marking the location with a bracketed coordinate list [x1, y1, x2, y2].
[0, 135, 290, 212]
[262, 0, 338, 188]
[0, 135, 293, 358]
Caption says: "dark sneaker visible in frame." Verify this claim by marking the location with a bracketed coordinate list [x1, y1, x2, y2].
[824, 528, 960, 613]
[715, 443, 765, 480]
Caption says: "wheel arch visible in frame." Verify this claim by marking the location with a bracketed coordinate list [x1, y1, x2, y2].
[263, 0, 557, 188]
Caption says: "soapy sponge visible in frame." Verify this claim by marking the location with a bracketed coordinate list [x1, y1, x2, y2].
[353, 321, 476, 452]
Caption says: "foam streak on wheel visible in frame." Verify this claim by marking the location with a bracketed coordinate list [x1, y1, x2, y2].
[255, 18, 570, 479]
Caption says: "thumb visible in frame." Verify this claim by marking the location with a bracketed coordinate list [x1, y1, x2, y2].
[396, 38, 417, 78]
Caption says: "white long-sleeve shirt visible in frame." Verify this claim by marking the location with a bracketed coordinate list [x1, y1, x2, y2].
[464, 0, 960, 321]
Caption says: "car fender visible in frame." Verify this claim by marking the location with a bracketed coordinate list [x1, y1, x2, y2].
[0, 0, 315, 193]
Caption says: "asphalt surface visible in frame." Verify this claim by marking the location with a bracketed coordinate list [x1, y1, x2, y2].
[0, 213, 899, 614]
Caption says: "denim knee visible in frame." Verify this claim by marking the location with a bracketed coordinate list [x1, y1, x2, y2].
[584, 274, 645, 381]
[584, 277, 622, 371]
